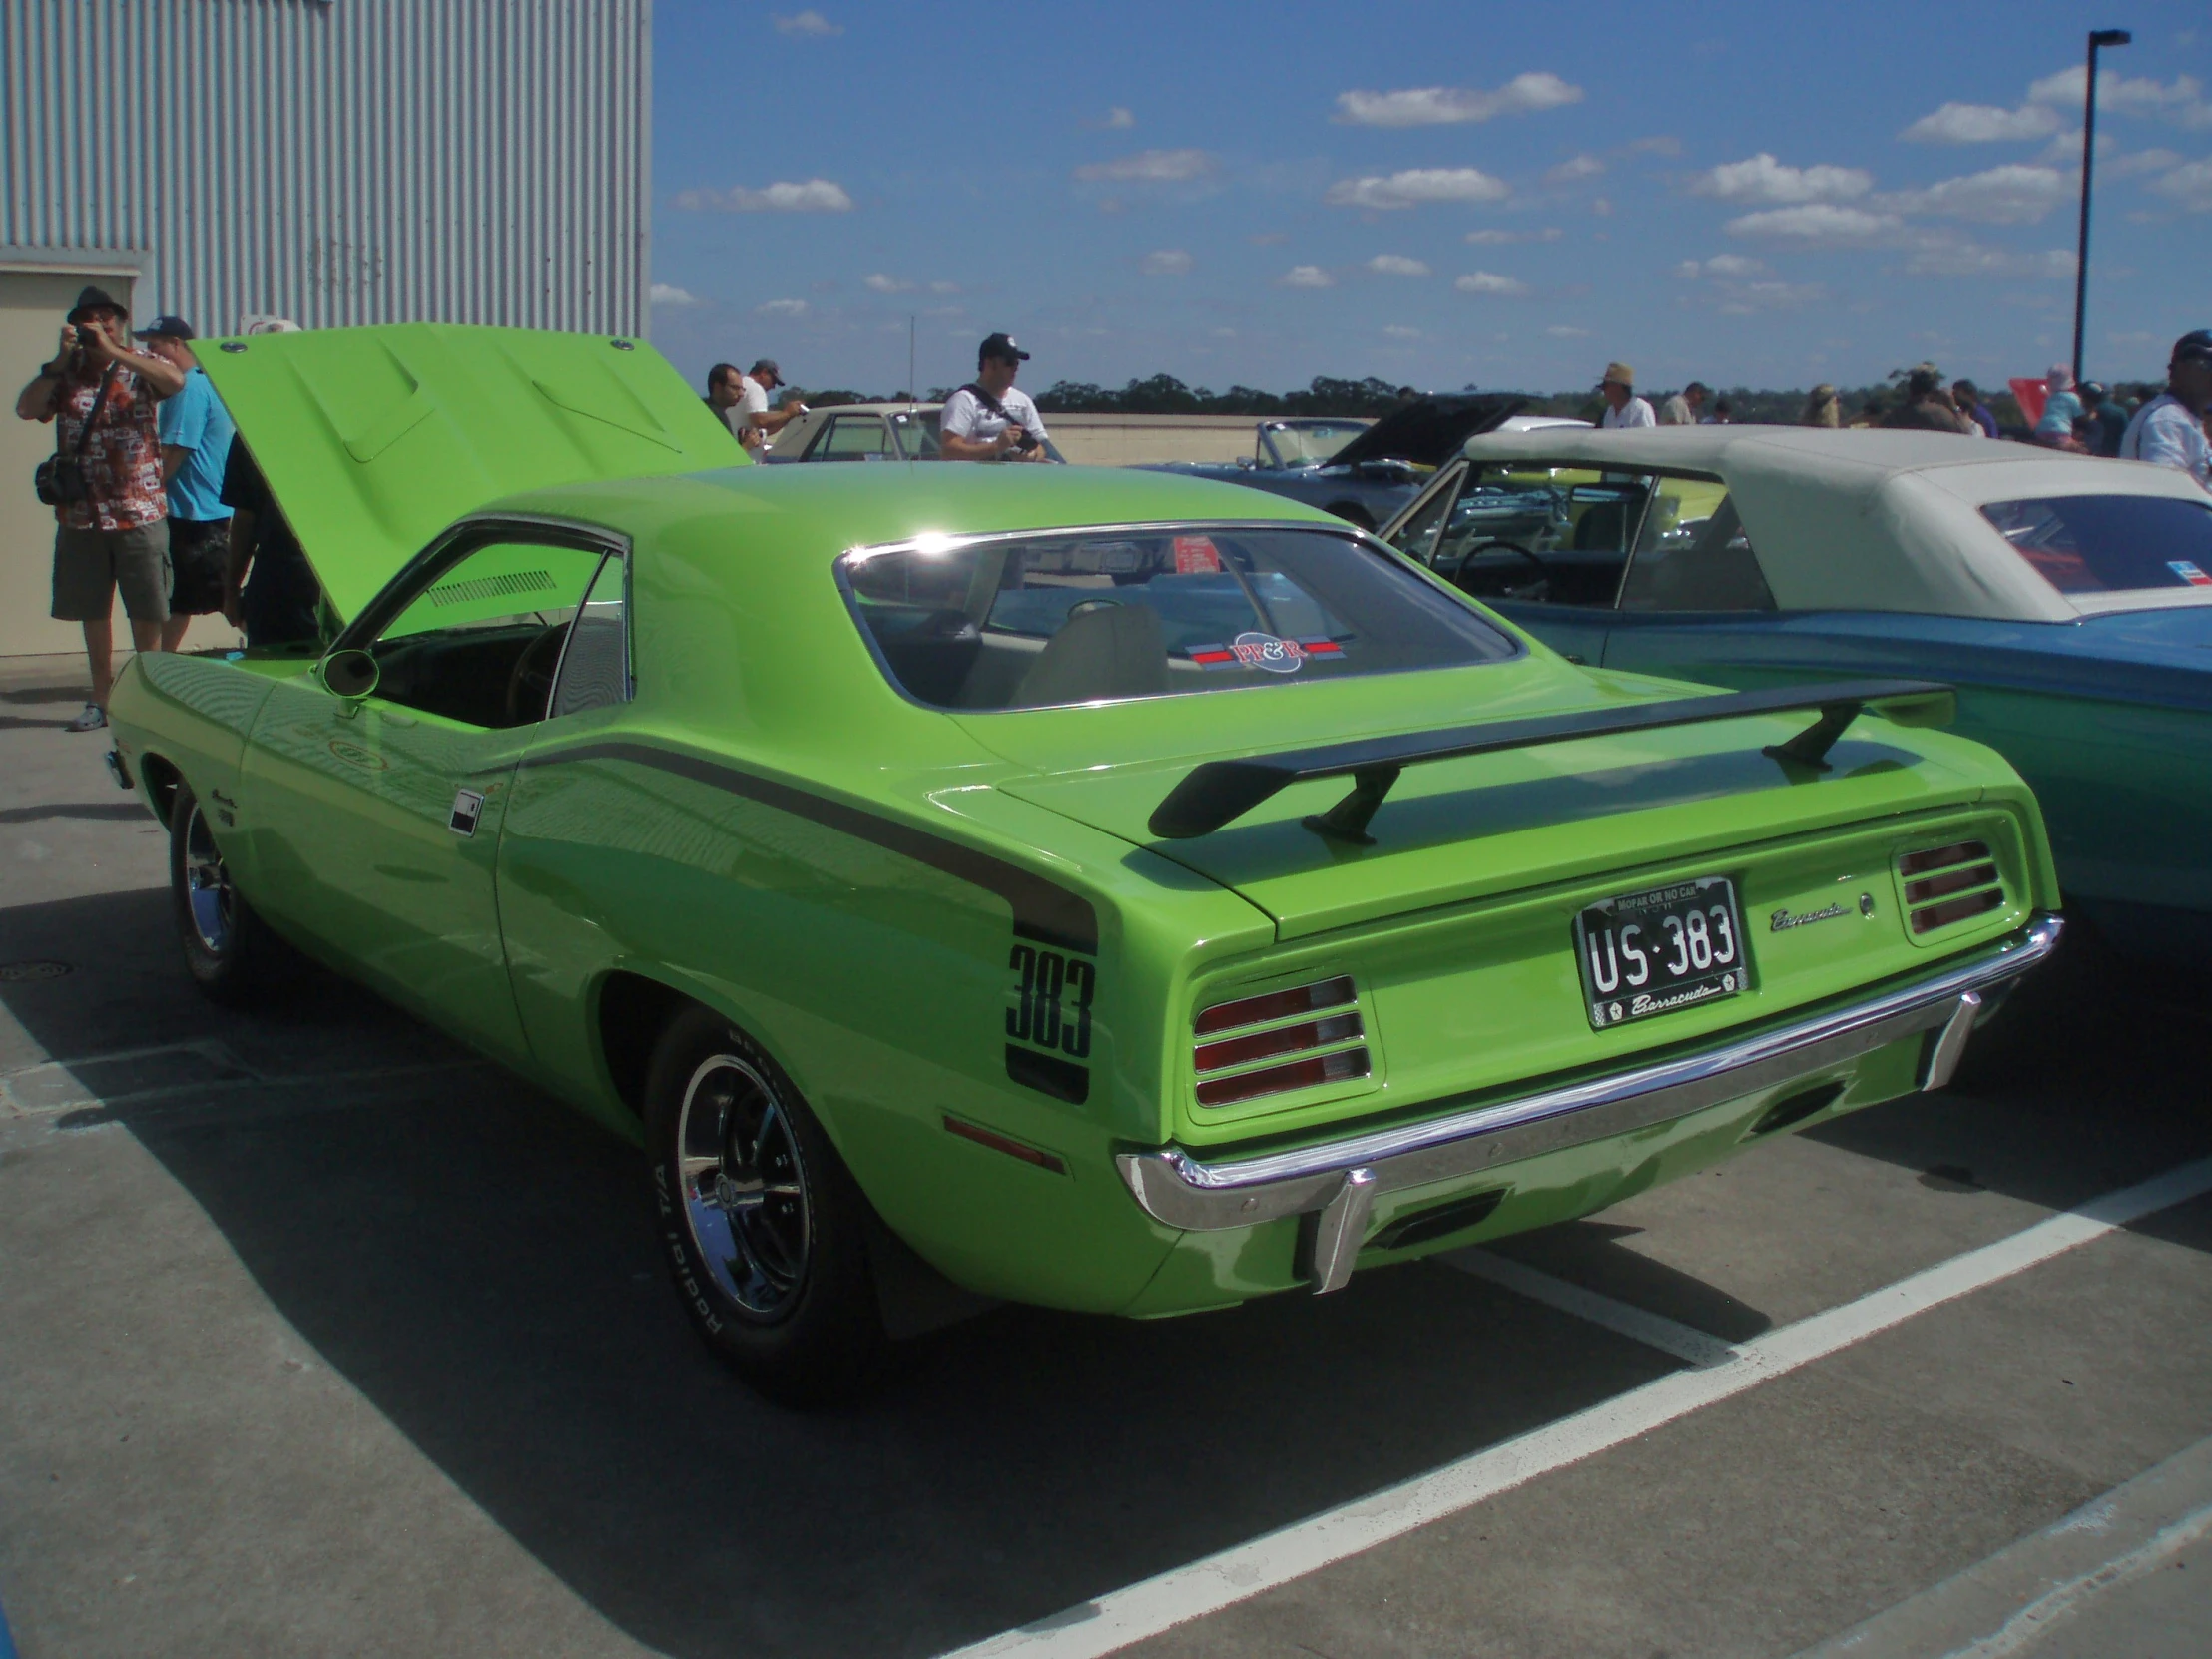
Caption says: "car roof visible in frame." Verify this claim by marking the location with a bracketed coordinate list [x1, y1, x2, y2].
[1458, 425, 2212, 622]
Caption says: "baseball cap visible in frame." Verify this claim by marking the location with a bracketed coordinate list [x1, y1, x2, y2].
[749, 358, 781, 380]
[135, 315, 195, 341]
[1597, 361, 1633, 388]
[67, 284, 128, 323]
[979, 333, 1030, 363]
[2173, 329, 2212, 364]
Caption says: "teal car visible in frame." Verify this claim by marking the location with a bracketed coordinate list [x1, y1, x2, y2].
[1383, 426, 2212, 960]
[106, 326, 2061, 1402]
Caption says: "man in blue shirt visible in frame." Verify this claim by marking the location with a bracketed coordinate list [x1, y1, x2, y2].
[137, 316, 235, 650]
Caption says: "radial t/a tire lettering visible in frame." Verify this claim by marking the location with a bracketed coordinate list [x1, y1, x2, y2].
[643, 1003, 887, 1405]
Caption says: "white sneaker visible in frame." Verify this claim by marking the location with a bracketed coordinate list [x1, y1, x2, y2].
[66, 703, 107, 732]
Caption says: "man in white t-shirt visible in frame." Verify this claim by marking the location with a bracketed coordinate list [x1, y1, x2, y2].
[734, 358, 805, 453]
[940, 333, 1052, 462]
[1596, 361, 1656, 429]
[2118, 330, 2212, 490]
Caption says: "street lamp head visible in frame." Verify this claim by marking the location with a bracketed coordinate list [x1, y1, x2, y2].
[2089, 29, 2132, 47]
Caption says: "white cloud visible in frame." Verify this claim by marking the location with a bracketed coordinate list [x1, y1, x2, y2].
[1675, 254, 1769, 278]
[1139, 249, 1194, 276]
[2152, 157, 2212, 211]
[929, 280, 960, 294]
[1333, 72, 1582, 127]
[1725, 203, 1901, 241]
[772, 10, 841, 36]
[1279, 265, 1335, 288]
[1382, 324, 1423, 338]
[673, 179, 853, 213]
[1465, 226, 1563, 244]
[1692, 153, 1874, 204]
[2027, 65, 2206, 121]
[862, 274, 913, 293]
[1455, 270, 1530, 296]
[756, 298, 809, 316]
[1105, 106, 1135, 129]
[1543, 154, 1606, 186]
[1901, 102, 2063, 144]
[2106, 147, 2185, 177]
[1366, 254, 1431, 276]
[648, 282, 697, 306]
[1073, 148, 1216, 182]
[1879, 163, 2071, 224]
[1900, 233, 2076, 277]
[1326, 167, 1510, 210]
[1545, 324, 1591, 337]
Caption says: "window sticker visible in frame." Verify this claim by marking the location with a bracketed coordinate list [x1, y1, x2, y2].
[1183, 633, 1345, 672]
[2168, 560, 2212, 587]
[1173, 535, 1223, 574]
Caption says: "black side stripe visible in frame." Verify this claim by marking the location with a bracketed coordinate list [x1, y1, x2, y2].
[519, 740, 1099, 955]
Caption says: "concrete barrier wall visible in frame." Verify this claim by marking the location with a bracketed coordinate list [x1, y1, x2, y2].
[1047, 414, 1328, 467]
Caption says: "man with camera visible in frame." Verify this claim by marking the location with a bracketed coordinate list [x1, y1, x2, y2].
[14, 284, 187, 732]
[940, 334, 1052, 462]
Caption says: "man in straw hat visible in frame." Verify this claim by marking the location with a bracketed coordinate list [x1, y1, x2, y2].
[1595, 361, 1655, 430]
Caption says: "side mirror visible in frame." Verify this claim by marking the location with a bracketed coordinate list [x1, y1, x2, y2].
[318, 647, 379, 700]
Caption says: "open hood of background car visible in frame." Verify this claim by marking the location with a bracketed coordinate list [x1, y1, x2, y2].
[1321, 393, 1526, 473]
[194, 324, 743, 623]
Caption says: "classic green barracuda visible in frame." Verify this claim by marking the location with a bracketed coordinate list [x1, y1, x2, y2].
[105, 326, 2062, 1401]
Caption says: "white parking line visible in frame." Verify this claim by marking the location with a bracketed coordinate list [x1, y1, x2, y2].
[1440, 1248, 1741, 1368]
[940, 1156, 2212, 1659]
[1941, 1502, 2212, 1657]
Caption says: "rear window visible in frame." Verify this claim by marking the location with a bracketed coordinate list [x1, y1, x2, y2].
[838, 525, 1520, 710]
[1979, 494, 2212, 595]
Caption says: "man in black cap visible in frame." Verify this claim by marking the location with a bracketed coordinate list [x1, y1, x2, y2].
[136, 316, 237, 650]
[13, 283, 187, 731]
[2119, 331, 2212, 489]
[733, 358, 805, 453]
[940, 334, 1052, 462]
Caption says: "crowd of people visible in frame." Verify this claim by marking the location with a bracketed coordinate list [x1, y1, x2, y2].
[15, 282, 2210, 734]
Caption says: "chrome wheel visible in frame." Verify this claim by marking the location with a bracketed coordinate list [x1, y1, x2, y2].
[676, 1054, 812, 1318]
[182, 802, 235, 956]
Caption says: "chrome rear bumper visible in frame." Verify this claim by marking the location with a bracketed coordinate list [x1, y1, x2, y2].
[1119, 912, 2062, 1294]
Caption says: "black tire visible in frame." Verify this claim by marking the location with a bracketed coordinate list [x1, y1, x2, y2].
[168, 781, 290, 1006]
[644, 1004, 887, 1405]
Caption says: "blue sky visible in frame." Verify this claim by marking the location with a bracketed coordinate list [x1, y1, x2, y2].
[647, 0, 2211, 398]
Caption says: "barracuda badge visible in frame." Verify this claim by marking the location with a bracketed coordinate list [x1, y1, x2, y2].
[1770, 901, 1849, 932]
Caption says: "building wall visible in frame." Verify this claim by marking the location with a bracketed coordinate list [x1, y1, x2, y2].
[3, 0, 651, 659]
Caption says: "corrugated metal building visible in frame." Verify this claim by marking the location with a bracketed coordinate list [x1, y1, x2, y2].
[2, 0, 652, 658]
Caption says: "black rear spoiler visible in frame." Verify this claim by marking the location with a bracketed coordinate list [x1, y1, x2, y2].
[1147, 680, 1957, 843]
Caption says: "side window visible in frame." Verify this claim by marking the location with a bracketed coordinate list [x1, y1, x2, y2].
[817, 416, 892, 461]
[1430, 464, 1654, 608]
[1385, 464, 1465, 568]
[1618, 483, 1776, 612]
[365, 540, 607, 729]
[550, 553, 630, 717]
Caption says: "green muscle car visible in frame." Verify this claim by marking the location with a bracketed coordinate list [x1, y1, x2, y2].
[106, 325, 2063, 1403]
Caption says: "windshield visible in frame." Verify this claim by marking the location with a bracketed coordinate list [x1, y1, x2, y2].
[838, 524, 1520, 710]
[1264, 421, 1369, 466]
[1979, 494, 2212, 596]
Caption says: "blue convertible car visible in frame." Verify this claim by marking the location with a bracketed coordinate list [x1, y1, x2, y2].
[1382, 425, 2212, 959]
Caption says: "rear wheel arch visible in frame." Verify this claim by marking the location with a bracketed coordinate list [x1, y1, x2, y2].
[594, 972, 831, 1139]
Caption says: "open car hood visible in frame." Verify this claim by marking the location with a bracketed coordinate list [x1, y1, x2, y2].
[193, 324, 743, 623]
[1321, 394, 1525, 472]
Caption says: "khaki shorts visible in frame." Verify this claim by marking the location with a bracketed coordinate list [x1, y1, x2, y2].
[52, 521, 171, 623]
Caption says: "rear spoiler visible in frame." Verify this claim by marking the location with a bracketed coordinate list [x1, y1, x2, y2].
[1148, 680, 1956, 843]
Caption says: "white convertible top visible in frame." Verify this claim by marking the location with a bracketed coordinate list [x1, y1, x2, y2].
[1457, 425, 2212, 622]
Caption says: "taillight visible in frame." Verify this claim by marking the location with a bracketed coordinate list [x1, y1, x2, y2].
[1898, 840, 2003, 934]
[1192, 976, 1369, 1107]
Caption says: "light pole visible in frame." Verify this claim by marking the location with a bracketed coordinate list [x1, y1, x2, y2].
[2072, 27, 2132, 386]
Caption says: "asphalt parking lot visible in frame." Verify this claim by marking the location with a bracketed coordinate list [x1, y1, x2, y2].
[4, 657, 2211, 1659]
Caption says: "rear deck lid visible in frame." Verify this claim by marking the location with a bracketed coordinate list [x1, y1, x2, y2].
[194, 324, 743, 622]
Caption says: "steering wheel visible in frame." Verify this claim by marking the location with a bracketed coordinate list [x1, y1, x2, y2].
[504, 621, 570, 727]
[1452, 541, 1553, 604]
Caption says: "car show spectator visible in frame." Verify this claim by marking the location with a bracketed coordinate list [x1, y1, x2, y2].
[2080, 382, 2127, 458]
[1952, 379, 1999, 439]
[137, 316, 235, 651]
[941, 333, 1053, 462]
[703, 362, 747, 439]
[2034, 364, 2083, 450]
[1802, 384, 1842, 428]
[1659, 381, 1708, 425]
[213, 317, 320, 646]
[1595, 362, 1655, 430]
[13, 283, 186, 731]
[1882, 365, 1975, 435]
[1706, 396, 1734, 425]
[2118, 330, 2212, 489]
[733, 358, 805, 453]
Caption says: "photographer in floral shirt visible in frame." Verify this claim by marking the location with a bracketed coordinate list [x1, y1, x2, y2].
[13, 285, 186, 731]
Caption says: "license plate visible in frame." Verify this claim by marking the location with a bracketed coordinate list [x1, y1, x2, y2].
[1574, 876, 1748, 1029]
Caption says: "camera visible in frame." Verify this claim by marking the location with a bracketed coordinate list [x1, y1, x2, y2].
[1007, 427, 1038, 453]
[73, 324, 100, 349]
